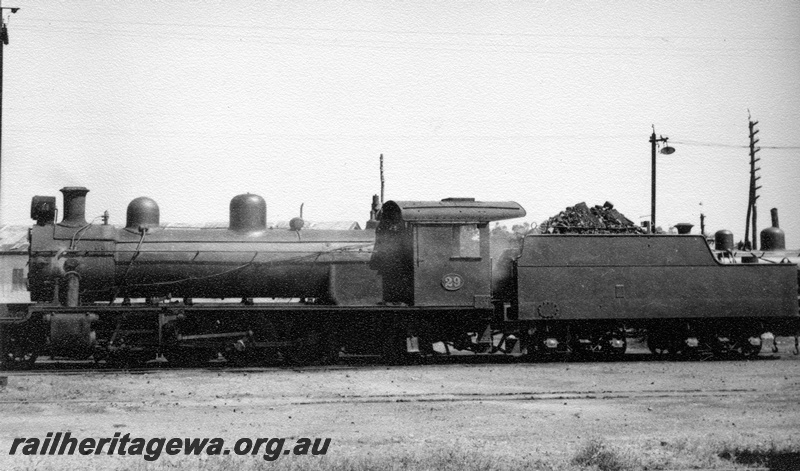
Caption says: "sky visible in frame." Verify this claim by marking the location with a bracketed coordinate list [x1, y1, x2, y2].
[1, 1, 799, 247]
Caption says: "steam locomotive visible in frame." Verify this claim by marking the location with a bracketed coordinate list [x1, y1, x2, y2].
[0, 187, 797, 369]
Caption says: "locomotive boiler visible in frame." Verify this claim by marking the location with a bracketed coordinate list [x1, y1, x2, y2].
[27, 188, 378, 305]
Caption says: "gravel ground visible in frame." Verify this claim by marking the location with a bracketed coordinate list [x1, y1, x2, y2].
[1, 339, 799, 470]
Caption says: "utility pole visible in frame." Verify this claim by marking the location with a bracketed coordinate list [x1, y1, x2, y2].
[0, 3, 20, 222]
[366, 154, 385, 229]
[649, 127, 675, 233]
[650, 131, 656, 233]
[379, 153, 385, 205]
[700, 212, 705, 238]
[743, 115, 761, 250]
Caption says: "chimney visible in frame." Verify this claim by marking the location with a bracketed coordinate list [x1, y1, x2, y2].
[59, 187, 89, 227]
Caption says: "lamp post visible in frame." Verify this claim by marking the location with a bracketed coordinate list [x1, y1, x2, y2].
[0, 4, 20, 222]
[649, 128, 675, 233]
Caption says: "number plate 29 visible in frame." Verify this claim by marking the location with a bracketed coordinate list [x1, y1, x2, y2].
[442, 273, 464, 291]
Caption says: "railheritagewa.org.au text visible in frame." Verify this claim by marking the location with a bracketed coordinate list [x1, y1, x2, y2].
[8, 432, 331, 461]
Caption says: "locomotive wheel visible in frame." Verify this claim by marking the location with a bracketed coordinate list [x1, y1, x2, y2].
[283, 331, 340, 367]
[225, 349, 267, 367]
[166, 348, 215, 367]
[103, 348, 154, 369]
[283, 345, 322, 367]
[1, 349, 38, 370]
[381, 330, 410, 365]
[1, 332, 39, 370]
[317, 336, 342, 366]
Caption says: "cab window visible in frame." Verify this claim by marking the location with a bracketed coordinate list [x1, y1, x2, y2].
[452, 224, 480, 259]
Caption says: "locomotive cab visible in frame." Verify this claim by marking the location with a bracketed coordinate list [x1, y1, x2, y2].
[370, 199, 525, 308]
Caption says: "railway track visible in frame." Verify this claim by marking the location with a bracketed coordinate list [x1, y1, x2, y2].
[0, 384, 771, 406]
[1, 363, 366, 376]
[3, 355, 791, 376]
[289, 387, 770, 407]
[4, 362, 796, 408]
[4, 336, 796, 373]
[4, 341, 798, 376]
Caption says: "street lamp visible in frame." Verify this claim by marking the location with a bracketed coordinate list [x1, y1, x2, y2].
[650, 127, 675, 233]
[0, 4, 19, 222]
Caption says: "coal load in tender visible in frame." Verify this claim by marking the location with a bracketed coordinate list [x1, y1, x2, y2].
[541, 201, 646, 234]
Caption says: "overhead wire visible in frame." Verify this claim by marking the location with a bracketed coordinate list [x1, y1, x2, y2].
[3, 126, 644, 142]
[17, 17, 800, 42]
[6, 19, 800, 150]
[9, 21, 799, 58]
[671, 140, 800, 150]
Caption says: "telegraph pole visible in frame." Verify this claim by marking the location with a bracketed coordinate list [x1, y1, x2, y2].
[744, 116, 761, 250]
[379, 153, 385, 205]
[366, 154, 385, 229]
[0, 3, 20, 222]
[700, 212, 705, 237]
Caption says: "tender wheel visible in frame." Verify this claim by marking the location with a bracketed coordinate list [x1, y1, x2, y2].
[605, 334, 627, 357]
[525, 328, 567, 358]
[707, 334, 732, 357]
[589, 325, 627, 358]
[648, 326, 697, 359]
[736, 335, 762, 358]
[518, 334, 539, 362]
[647, 332, 672, 357]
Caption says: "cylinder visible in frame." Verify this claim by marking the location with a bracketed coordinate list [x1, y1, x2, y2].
[126, 197, 160, 229]
[60, 187, 89, 227]
[714, 230, 734, 251]
[47, 313, 98, 357]
[65, 273, 80, 307]
[229, 194, 267, 233]
[674, 223, 693, 235]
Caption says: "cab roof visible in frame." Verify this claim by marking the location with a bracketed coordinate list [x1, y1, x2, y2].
[382, 198, 526, 224]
